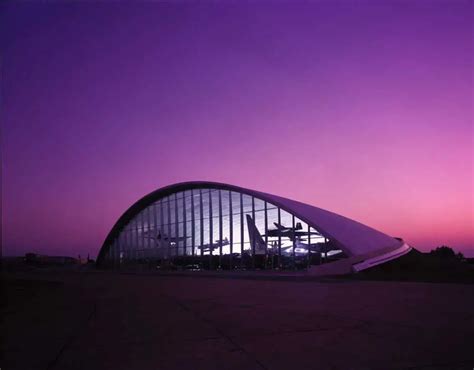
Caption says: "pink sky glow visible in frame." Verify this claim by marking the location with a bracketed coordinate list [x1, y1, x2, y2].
[1, 2, 473, 258]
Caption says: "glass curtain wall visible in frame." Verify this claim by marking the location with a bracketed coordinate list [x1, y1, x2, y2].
[105, 188, 346, 270]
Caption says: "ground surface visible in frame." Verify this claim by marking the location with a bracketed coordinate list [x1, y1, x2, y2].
[2, 269, 474, 370]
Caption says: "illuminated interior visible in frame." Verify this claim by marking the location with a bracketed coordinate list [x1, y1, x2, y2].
[103, 188, 346, 270]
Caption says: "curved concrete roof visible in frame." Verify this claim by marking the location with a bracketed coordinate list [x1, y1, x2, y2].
[97, 181, 402, 265]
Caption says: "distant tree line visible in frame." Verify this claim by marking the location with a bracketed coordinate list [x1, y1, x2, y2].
[430, 246, 464, 260]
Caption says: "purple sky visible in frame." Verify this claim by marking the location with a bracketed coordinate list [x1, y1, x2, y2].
[2, 1, 473, 258]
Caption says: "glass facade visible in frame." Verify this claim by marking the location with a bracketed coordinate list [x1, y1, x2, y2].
[104, 188, 346, 270]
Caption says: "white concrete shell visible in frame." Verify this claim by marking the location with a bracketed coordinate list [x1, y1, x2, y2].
[249, 188, 411, 275]
[97, 181, 411, 274]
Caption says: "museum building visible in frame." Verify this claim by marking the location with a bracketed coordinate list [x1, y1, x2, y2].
[97, 181, 411, 274]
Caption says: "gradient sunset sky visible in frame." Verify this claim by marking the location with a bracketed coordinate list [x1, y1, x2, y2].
[1, 1, 473, 258]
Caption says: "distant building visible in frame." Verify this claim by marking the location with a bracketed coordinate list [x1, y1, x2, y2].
[97, 181, 411, 274]
[24, 253, 78, 266]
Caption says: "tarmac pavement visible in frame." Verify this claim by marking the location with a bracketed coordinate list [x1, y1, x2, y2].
[2, 270, 474, 370]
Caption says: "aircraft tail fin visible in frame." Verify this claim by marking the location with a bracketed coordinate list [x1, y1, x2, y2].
[246, 214, 267, 255]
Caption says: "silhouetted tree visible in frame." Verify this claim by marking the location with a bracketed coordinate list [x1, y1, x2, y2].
[456, 252, 465, 260]
[430, 246, 464, 260]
